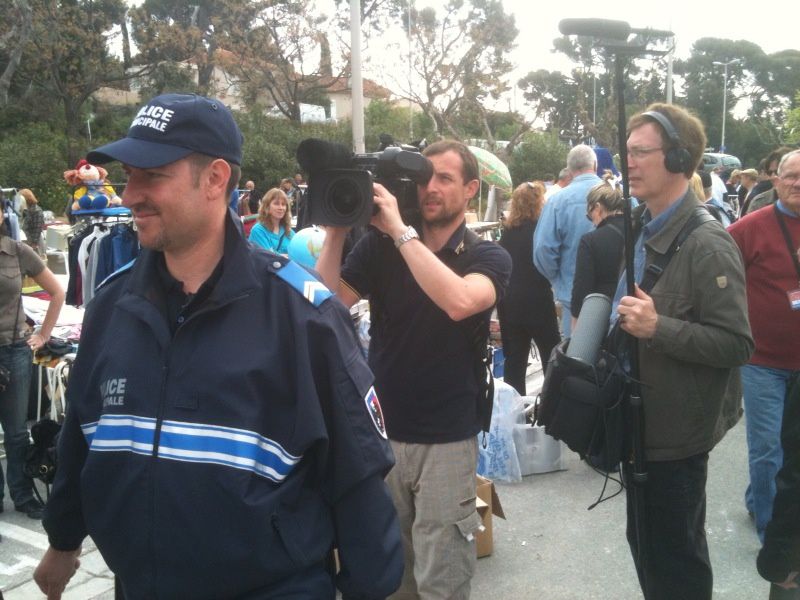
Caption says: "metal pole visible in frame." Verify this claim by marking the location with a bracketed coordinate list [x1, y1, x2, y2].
[350, 0, 365, 153]
[408, 0, 413, 140]
[713, 58, 741, 153]
[720, 62, 728, 153]
[616, 53, 649, 598]
[666, 42, 674, 104]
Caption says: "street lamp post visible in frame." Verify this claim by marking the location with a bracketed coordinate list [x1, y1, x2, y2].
[712, 58, 742, 153]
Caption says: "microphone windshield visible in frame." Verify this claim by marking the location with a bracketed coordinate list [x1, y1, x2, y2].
[567, 294, 613, 365]
[558, 18, 631, 40]
[296, 138, 353, 173]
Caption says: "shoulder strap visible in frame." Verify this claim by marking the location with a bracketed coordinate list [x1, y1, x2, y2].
[639, 205, 717, 294]
[11, 242, 24, 343]
[704, 203, 724, 224]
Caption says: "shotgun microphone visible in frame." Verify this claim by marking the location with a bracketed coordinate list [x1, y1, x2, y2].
[558, 18, 631, 40]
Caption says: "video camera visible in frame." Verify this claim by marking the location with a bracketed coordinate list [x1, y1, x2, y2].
[296, 136, 433, 227]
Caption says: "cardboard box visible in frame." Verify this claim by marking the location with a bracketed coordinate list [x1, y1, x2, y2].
[475, 475, 505, 558]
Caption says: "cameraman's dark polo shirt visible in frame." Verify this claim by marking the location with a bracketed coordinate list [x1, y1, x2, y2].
[341, 221, 511, 444]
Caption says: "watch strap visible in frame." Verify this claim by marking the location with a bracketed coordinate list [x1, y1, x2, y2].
[394, 226, 419, 248]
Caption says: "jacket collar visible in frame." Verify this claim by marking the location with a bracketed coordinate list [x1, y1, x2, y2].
[125, 209, 259, 305]
[634, 188, 700, 255]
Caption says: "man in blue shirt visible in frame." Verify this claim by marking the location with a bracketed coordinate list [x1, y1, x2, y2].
[534, 144, 600, 337]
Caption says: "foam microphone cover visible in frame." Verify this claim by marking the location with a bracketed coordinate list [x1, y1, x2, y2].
[558, 18, 631, 40]
[296, 138, 353, 173]
[566, 293, 612, 365]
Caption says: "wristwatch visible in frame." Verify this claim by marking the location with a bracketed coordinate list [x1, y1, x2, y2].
[394, 226, 419, 248]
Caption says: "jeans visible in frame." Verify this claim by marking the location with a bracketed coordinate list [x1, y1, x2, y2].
[0, 340, 35, 506]
[742, 364, 797, 543]
[558, 301, 572, 339]
[625, 453, 712, 600]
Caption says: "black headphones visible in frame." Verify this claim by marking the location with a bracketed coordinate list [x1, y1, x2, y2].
[643, 110, 692, 174]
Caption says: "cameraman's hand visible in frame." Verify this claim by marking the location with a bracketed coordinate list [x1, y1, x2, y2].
[370, 183, 407, 241]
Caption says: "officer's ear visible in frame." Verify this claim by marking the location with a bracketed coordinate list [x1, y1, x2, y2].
[204, 158, 232, 202]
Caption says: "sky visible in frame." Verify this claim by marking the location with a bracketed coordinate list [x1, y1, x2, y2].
[365, 0, 798, 119]
[493, 1, 797, 77]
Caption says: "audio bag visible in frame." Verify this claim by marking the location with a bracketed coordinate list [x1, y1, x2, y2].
[536, 338, 626, 471]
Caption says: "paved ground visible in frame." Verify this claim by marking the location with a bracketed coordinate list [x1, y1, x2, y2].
[1, 357, 769, 599]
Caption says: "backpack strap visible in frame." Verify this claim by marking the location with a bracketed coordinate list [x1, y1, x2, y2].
[639, 205, 717, 294]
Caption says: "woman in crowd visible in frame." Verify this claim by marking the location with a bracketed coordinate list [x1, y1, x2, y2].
[20, 189, 45, 256]
[0, 207, 64, 519]
[248, 188, 294, 255]
[497, 181, 560, 396]
[570, 182, 626, 330]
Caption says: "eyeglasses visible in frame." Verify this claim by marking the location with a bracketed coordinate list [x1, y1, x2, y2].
[586, 203, 597, 221]
[779, 173, 800, 184]
[627, 146, 664, 159]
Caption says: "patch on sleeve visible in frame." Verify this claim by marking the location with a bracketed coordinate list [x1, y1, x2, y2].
[716, 276, 728, 289]
[364, 386, 388, 439]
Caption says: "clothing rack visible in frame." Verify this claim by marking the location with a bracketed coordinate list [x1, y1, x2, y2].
[65, 208, 139, 307]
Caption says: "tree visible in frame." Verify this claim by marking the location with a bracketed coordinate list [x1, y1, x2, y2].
[519, 33, 670, 151]
[363, 99, 434, 150]
[675, 38, 800, 153]
[508, 131, 569, 186]
[226, 1, 348, 123]
[0, 0, 33, 105]
[385, 0, 518, 141]
[785, 91, 800, 145]
[12, 0, 138, 165]
[129, 0, 259, 96]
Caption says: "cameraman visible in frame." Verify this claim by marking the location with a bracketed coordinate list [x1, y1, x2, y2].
[318, 140, 511, 599]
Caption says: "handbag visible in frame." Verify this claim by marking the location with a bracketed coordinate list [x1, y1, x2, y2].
[23, 417, 62, 503]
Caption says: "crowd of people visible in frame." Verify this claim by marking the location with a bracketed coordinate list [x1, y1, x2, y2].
[0, 91, 795, 599]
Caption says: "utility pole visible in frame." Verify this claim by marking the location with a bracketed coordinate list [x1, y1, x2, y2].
[350, 0, 365, 153]
[711, 58, 742, 153]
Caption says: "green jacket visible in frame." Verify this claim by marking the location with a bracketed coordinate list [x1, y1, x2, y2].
[632, 190, 754, 461]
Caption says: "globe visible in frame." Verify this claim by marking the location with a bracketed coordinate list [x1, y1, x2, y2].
[288, 226, 326, 269]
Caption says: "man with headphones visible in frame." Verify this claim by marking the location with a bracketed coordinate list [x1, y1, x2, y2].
[614, 103, 754, 599]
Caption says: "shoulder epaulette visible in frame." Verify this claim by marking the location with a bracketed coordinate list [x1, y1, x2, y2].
[271, 258, 332, 307]
[95, 259, 136, 291]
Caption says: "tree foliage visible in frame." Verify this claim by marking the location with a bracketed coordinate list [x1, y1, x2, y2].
[508, 131, 570, 186]
[129, 0, 259, 95]
[387, 0, 517, 141]
[226, 1, 344, 122]
[9, 0, 135, 165]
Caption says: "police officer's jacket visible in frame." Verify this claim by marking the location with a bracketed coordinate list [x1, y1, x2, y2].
[43, 211, 402, 599]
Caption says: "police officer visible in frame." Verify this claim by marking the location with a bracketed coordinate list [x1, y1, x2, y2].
[34, 93, 402, 600]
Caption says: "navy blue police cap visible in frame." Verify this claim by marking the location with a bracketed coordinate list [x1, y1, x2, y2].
[87, 93, 243, 168]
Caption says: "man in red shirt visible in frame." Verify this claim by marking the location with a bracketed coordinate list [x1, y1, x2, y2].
[728, 149, 800, 560]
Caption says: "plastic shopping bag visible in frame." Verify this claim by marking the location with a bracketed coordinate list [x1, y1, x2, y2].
[477, 379, 525, 482]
